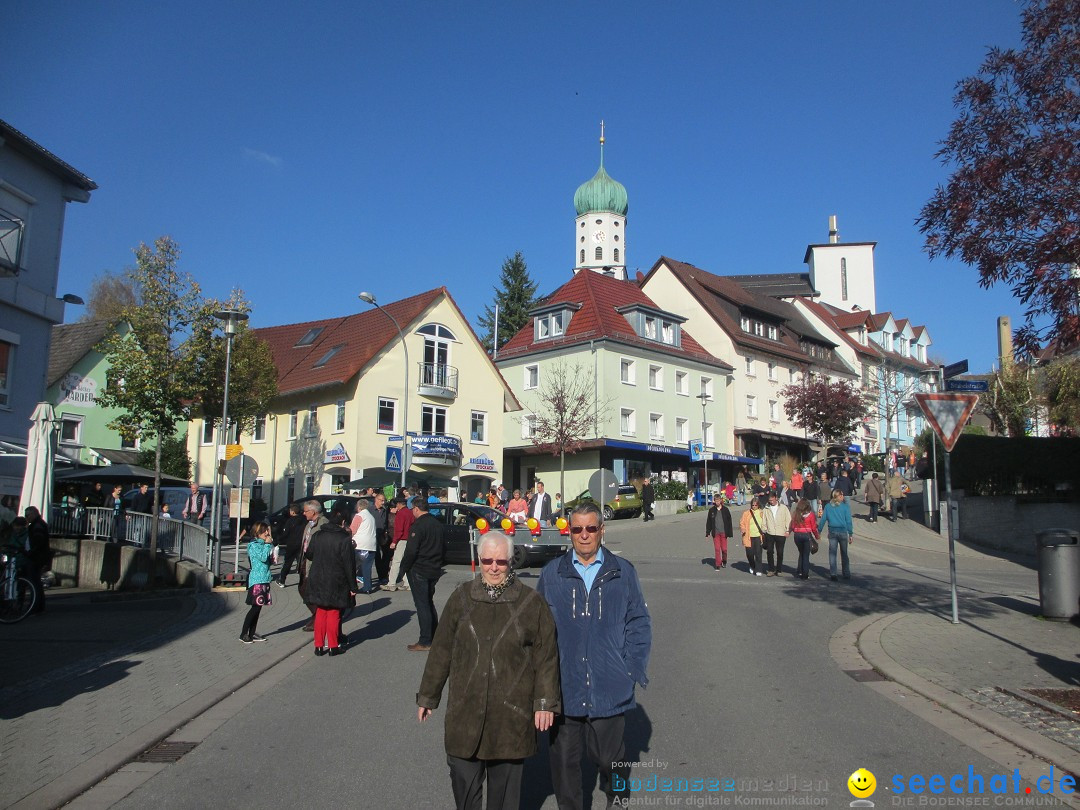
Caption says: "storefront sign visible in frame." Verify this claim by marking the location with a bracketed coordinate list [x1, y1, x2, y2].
[324, 443, 350, 464]
[58, 373, 98, 408]
[411, 434, 462, 458]
[461, 453, 497, 472]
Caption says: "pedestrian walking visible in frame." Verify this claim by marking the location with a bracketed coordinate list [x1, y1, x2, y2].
[349, 498, 377, 594]
[761, 491, 792, 576]
[735, 468, 747, 506]
[181, 481, 207, 527]
[818, 490, 854, 582]
[789, 499, 819, 580]
[888, 471, 909, 521]
[641, 478, 655, 522]
[739, 500, 766, 576]
[863, 473, 885, 523]
[239, 522, 274, 643]
[536, 502, 652, 810]
[276, 504, 305, 587]
[304, 511, 355, 657]
[298, 500, 329, 632]
[417, 531, 560, 810]
[385, 496, 414, 591]
[401, 499, 445, 651]
[705, 493, 732, 570]
[802, 474, 820, 517]
[817, 473, 832, 514]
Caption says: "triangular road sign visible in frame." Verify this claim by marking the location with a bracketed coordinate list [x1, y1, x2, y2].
[914, 393, 980, 452]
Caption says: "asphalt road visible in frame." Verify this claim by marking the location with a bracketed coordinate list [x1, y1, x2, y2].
[108, 511, 1052, 809]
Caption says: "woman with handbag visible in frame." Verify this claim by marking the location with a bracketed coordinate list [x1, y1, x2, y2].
[240, 522, 275, 643]
[789, 499, 819, 581]
[738, 500, 766, 576]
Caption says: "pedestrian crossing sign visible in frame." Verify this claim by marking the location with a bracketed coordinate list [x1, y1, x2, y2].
[385, 446, 403, 472]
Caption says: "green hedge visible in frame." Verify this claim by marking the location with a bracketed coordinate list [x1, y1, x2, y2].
[654, 479, 689, 500]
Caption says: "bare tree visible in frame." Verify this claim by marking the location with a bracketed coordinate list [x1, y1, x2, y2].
[867, 357, 929, 454]
[82, 270, 140, 324]
[523, 361, 610, 502]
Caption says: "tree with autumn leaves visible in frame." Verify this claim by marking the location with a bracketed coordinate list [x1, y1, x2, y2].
[780, 376, 869, 445]
[919, 0, 1080, 357]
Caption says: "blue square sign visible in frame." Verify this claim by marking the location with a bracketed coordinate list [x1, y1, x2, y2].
[385, 446, 403, 472]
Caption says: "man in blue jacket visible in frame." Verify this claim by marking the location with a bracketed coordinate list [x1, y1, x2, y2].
[537, 501, 652, 809]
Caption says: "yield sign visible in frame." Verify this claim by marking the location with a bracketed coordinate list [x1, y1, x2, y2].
[914, 393, 980, 452]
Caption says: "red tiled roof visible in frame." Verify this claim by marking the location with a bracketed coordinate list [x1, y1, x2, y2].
[798, 298, 884, 360]
[497, 270, 732, 370]
[253, 288, 445, 396]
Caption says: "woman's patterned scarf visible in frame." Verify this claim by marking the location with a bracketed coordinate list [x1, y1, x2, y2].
[484, 570, 517, 601]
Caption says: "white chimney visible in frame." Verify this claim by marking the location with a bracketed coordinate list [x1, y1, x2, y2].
[828, 215, 839, 244]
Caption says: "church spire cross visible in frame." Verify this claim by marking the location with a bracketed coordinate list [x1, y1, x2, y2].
[599, 120, 605, 167]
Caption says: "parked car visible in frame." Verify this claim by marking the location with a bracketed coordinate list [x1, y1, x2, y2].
[433, 502, 565, 568]
[563, 484, 642, 521]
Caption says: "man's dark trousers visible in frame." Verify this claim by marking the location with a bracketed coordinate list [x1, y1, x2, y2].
[375, 533, 392, 583]
[549, 713, 629, 809]
[406, 570, 440, 645]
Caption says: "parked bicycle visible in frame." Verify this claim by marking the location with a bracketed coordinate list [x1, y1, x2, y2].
[0, 551, 37, 623]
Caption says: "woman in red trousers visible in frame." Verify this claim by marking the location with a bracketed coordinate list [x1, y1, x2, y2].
[303, 512, 356, 656]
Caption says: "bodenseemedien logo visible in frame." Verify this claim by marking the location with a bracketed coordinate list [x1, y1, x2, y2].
[849, 768, 877, 807]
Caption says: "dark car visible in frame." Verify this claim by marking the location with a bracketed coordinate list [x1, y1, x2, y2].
[563, 484, 642, 521]
[434, 502, 565, 568]
[268, 494, 360, 535]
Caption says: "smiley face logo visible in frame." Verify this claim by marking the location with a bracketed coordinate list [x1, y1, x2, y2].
[848, 768, 877, 798]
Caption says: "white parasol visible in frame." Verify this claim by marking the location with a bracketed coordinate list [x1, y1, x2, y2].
[19, 402, 57, 515]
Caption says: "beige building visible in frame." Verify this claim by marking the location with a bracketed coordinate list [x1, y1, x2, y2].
[187, 287, 519, 510]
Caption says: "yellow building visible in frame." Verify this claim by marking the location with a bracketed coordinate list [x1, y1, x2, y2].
[187, 288, 519, 510]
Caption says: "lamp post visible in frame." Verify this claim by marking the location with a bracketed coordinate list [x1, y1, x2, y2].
[211, 308, 248, 579]
[697, 392, 711, 504]
[359, 292, 409, 492]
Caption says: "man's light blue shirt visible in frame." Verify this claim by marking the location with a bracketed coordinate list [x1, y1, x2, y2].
[572, 545, 605, 593]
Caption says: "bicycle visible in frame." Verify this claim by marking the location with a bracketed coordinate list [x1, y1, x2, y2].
[0, 552, 36, 623]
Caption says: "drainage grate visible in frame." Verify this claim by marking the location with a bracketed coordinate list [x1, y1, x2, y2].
[137, 741, 199, 763]
[844, 669, 888, 683]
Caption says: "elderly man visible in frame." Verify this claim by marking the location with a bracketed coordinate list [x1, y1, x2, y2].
[887, 471, 909, 521]
[761, 490, 792, 577]
[400, 499, 445, 651]
[298, 500, 329, 632]
[181, 482, 207, 528]
[417, 531, 560, 810]
[537, 502, 652, 809]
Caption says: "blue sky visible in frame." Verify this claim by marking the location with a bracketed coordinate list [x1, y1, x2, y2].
[6, 1, 1028, 372]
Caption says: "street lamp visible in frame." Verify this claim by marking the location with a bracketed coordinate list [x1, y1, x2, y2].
[697, 392, 711, 503]
[211, 308, 248, 578]
[359, 292, 409, 492]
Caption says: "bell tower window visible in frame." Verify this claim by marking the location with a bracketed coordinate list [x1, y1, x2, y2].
[580, 249, 585, 263]
[614, 248, 620, 263]
[595, 246, 602, 261]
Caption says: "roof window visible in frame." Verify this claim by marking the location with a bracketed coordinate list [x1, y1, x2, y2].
[295, 327, 324, 347]
[313, 344, 344, 368]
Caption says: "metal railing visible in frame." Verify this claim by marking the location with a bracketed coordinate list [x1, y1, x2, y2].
[48, 505, 214, 571]
[417, 362, 459, 396]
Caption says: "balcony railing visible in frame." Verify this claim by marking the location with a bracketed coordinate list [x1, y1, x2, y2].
[417, 362, 459, 399]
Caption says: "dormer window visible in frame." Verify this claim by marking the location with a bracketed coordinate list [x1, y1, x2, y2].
[616, 304, 684, 347]
[740, 316, 750, 332]
[767, 325, 778, 341]
[644, 317, 657, 340]
[534, 307, 572, 341]
[295, 327, 324, 347]
[753, 322, 764, 337]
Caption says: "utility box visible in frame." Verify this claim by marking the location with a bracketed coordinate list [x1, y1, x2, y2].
[1035, 529, 1080, 621]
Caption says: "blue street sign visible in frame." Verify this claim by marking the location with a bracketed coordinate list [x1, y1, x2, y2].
[385, 446, 403, 472]
[388, 435, 403, 442]
[942, 359, 969, 379]
[406, 431, 418, 437]
[945, 379, 989, 393]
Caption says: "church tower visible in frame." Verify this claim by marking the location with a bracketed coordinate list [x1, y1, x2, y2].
[803, 215, 878, 313]
[573, 122, 628, 280]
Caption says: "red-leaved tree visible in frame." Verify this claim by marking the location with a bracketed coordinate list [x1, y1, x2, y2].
[918, 0, 1080, 356]
[780, 376, 869, 444]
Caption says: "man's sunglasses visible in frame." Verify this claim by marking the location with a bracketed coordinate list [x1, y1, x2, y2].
[480, 558, 510, 567]
[570, 525, 601, 535]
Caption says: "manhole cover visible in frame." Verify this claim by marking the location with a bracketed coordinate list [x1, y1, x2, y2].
[844, 669, 888, 683]
[137, 741, 199, 763]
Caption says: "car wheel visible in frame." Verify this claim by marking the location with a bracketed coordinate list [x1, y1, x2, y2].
[512, 544, 529, 569]
[603, 505, 614, 521]
[632, 510, 641, 518]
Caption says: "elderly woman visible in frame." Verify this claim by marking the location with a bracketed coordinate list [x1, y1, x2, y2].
[505, 489, 528, 524]
[417, 532, 560, 810]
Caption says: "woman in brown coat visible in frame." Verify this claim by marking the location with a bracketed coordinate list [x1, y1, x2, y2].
[862, 472, 885, 523]
[416, 531, 560, 810]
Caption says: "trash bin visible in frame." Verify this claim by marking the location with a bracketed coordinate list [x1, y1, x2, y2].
[1035, 529, 1080, 620]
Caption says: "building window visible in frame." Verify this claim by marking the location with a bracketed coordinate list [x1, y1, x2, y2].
[703, 421, 714, 448]
[252, 477, 263, 502]
[746, 395, 757, 418]
[675, 371, 689, 396]
[537, 316, 549, 339]
[335, 399, 346, 432]
[661, 322, 675, 344]
[304, 474, 315, 498]
[202, 419, 215, 445]
[0, 339, 14, 407]
[620, 408, 635, 436]
[740, 316, 750, 332]
[768, 362, 777, 381]
[649, 413, 663, 440]
[789, 367, 796, 383]
[676, 417, 688, 444]
[120, 432, 139, 450]
[294, 327, 324, 347]
[620, 358, 636, 385]
[769, 400, 779, 421]
[767, 325, 778, 341]
[753, 322, 764, 337]
[648, 364, 663, 390]
[524, 364, 539, 390]
[613, 248, 620, 262]
[552, 310, 565, 336]
[288, 409, 298, 439]
[253, 414, 267, 442]
[307, 404, 318, 436]
[595, 246, 602, 261]
[378, 397, 397, 432]
[59, 416, 82, 445]
[313, 345, 343, 368]
[745, 356, 755, 376]
[286, 476, 296, 502]
[580, 249, 585, 263]
[521, 414, 537, 439]
[470, 410, 487, 443]
[644, 317, 657, 340]
[700, 376, 713, 398]
[421, 404, 447, 434]
[841, 258, 848, 301]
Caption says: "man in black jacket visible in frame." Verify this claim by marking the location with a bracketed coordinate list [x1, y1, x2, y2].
[641, 479, 655, 522]
[401, 499, 445, 651]
[24, 506, 51, 614]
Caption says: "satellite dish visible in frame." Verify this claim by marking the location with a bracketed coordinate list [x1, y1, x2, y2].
[587, 469, 619, 503]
